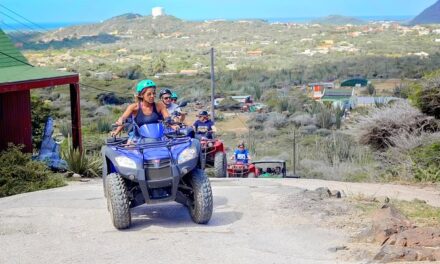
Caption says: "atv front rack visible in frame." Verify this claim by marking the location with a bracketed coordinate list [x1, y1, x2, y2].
[110, 137, 191, 151]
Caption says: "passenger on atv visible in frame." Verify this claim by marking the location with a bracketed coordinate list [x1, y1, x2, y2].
[230, 143, 251, 164]
[193, 110, 216, 140]
[159, 89, 186, 123]
[110, 79, 177, 142]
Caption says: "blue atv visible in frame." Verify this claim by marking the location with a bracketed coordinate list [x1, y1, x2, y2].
[101, 122, 213, 229]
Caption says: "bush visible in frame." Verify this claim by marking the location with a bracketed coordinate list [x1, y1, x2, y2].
[116, 64, 145, 80]
[96, 92, 131, 105]
[90, 118, 112, 134]
[290, 113, 315, 127]
[411, 75, 440, 119]
[355, 101, 439, 150]
[410, 141, 440, 182]
[59, 122, 72, 137]
[265, 112, 287, 129]
[0, 144, 65, 197]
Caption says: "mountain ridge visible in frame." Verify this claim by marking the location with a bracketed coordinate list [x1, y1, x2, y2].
[411, 0, 440, 25]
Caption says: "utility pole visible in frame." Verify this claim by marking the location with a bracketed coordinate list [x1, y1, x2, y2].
[210, 47, 216, 123]
[293, 130, 296, 176]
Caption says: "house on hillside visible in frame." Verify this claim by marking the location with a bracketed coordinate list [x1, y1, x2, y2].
[320, 88, 355, 109]
[0, 29, 82, 152]
[340, 78, 368, 88]
[309, 82, 335, 99]
[247, 50, 263, 57]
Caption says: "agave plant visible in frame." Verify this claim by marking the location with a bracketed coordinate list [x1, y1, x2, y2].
[62, 137, 101, 177]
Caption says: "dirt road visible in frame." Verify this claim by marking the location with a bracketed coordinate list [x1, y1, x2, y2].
[0, 179, 350, 264]
[0, 178, 439, 264]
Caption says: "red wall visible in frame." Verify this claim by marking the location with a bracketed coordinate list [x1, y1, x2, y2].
[0, 90, 32, 152]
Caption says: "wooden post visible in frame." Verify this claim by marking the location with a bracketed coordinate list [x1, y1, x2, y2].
[70, 83, 82, 151]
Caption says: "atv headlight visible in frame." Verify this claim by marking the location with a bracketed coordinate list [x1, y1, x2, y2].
[178, 146, 197, 164]
[115, 156, 137, 169]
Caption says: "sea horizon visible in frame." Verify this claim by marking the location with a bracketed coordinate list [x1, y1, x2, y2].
[2, 15, 414, 32]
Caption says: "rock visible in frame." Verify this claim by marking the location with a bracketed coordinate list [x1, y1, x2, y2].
[314, 187, 331, 199]
[72, 173, 81, 178]
[374, 245, 439, 262]
[328, 245, 348, 252]
[391, 227, 440, 247]
[369, 205, 413, 245]
[330, 190, 342, 198]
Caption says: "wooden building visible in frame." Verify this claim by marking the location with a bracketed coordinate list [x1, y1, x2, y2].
[0, 29, 81, 152]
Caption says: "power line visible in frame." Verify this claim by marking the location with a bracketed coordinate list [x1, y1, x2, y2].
[0, 4, 132, 96]
[80, 83, 128, 95]
[0, 4, 48, 32]
[0, 21, 36, 44]
[0, 10, 37, 32]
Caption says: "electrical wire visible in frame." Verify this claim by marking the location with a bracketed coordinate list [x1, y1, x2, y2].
[0, 10, 37, 32]
[0, 21, 37, 46]
[0, 4, 134, 96]
[0, 4, 48, 32]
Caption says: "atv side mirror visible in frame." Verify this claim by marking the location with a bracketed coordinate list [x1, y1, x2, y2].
[178, 100, 188, 108]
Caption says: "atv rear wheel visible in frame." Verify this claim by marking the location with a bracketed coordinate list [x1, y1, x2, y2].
[214, 152, 227, 178]
[187, 169, 213, 224]
[105, 173, 131, 229]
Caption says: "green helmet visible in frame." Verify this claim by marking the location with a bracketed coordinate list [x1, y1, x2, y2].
[136, 79, 156, 94]
[171, 92, 178, 99]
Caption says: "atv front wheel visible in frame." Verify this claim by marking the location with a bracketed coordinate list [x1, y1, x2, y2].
[105, 173, 131, 229]
[187, 169, 213, 224]
[214, 152, 227, 178]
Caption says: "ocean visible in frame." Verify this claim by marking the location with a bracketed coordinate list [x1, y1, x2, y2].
[2, 15, 413, 32]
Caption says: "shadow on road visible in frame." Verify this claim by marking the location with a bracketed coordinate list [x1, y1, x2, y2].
[127, 196, 241, 231]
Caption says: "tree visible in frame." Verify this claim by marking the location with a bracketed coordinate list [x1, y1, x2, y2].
[367, 83, 376, 96]
[152, 55, 167, 74]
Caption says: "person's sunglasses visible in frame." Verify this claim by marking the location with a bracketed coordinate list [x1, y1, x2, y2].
[163, 97, 171, 100]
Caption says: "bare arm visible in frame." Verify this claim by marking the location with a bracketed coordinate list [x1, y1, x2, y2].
[111, 104, 135, 136]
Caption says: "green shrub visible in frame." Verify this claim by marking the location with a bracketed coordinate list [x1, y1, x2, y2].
[89, 118, 112, 134]
[0, 144, 65, 197]
[59, 122, 72, 137]
[410, 142, 440, 182]
[62, 144, 101, 177]
[410, 72, 440, 119]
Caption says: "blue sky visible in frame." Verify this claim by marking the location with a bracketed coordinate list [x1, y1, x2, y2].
[0, 0, 437, 23]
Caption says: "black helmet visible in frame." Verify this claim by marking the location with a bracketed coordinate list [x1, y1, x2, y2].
[197, 110, 208, 117]
[159, 88, 172, 98]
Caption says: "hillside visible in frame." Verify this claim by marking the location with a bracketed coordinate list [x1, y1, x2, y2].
[41, 14, 188, 41]
[411, 0, 440, 25]
[311, 15, 365, 25]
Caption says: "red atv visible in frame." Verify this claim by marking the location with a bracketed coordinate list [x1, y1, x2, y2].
[199, 138, 227, 177]
[227, 162, 259, 178]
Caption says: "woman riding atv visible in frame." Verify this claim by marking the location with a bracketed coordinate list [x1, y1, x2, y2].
[110, 79, 173, 141]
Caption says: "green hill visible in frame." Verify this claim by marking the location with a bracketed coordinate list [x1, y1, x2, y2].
[311, 15, 366, 25]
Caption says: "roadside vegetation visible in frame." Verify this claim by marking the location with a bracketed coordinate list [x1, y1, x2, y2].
[0, 144, 65, 197]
